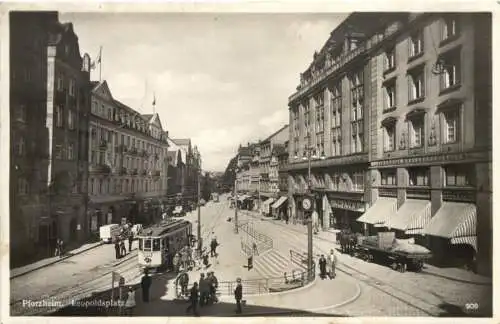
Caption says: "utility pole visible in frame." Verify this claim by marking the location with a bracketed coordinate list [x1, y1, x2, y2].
[307, 152, 313, 279]
[197, 170, 202, 254]
[234, 179, 238, 234]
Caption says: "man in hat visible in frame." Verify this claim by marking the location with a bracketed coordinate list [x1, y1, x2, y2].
[234, 277, 243, 314]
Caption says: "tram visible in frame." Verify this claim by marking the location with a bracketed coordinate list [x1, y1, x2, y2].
[137, 219, 193, 271]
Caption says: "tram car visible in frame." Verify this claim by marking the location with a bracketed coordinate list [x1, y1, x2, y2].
[137, 219, 192, 271]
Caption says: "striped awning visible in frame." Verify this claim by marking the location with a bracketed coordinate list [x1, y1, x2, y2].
[451, 235, 477, 252]
[357, 197, 397, 225]
[386, 199, 431, 234]
[237, 195, 249, 202]
[424, 202, 477, 238]
[271, 196, 288, 209]
[262, 198, 275, 208]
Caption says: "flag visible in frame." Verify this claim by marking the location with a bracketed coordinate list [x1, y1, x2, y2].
[152, 93, 156, 106]
[97, 46, 102, 64]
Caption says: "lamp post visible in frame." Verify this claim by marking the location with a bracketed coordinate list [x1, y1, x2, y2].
[294, 146, 325, 279]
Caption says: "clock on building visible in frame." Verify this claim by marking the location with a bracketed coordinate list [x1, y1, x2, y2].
[302, 197, 312, 212]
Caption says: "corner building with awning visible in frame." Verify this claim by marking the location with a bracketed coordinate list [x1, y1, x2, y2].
[284, 12, 491, 276]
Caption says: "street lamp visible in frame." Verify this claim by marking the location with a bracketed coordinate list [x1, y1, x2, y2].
[293, 146, 325, 279]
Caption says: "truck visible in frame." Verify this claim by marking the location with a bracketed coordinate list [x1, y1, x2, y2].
[355, 231, 432, 272]
[99, 224, 121, 243]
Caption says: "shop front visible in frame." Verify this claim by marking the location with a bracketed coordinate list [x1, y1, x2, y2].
[326, 192, 366, 234]
[271, 195, 288, 220]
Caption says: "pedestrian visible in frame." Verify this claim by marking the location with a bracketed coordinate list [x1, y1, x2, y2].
[128, 231, 134, 252]
[210, 237, 219, 257]
[202, 253, 210, 269]
[208, 271, 219, 303]
[123, 286, 136, 316]
[179, 271, 189, 297]
[252, 242, 258, 256]
[318, 254, 327, 279]
[120, 240, 127, 257]
[185, 282, 199, 316]
[199, 273, 210, 307]
[58, 239, 64, 257]
[173, 253, 180, 273]
[181, 249, 188, 269]
[327, 249, 337, 279]
[234, 277, 243, 314]
[141, 271, 152, 302]
[114, 240, 121, 260]
[54, 238, 61, 257]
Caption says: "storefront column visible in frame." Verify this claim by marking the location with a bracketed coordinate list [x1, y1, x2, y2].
[396, 167, 408, 208]
[476, 162, 492, 276]
[430, 165, 443, 216]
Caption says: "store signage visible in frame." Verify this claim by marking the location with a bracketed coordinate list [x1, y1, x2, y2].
[329, 199, 364, 211]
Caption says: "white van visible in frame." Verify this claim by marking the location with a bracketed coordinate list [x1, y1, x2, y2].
[100, 224, 121, 243]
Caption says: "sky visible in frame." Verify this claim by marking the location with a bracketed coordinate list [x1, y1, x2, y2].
[60, 12, 347, 172]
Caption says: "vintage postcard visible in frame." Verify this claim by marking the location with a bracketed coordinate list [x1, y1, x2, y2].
[1, 1, 496, 323]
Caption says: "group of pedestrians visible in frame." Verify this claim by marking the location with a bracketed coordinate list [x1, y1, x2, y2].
[114, 234, 133, 260]
[185, 271, 220, 316]
[318, 249, 338, 280]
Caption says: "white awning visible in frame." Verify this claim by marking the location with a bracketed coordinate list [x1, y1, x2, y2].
[451, 235, 477, 252]
[386, 199, 432, 234]
[424, 202, 476, 239]
[271, 196, 288, 209]
[357, 197, 397, 225]
[262, 198, 275, 208]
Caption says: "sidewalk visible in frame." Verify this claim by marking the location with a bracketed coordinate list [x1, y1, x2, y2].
[255, 215, 491, 285]
[10, 241, 104, 279]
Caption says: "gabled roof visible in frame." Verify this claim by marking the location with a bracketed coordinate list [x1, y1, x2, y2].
[167, 138, 187, 164]
[262, 124, 289, 144]
[141, 114, 154, 121]
[91, 80, 114, 102]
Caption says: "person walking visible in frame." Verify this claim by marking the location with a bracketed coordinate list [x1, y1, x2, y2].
[173, 253, 181, 273]
[141, 271, 152, 302]
[318, 254, 327, 279]
[198, 273, 209, 307]
[54, 238, 61, 257]
[208, 271, 219, 303]
[185, 282, 199, 316]
[234, 277, 243, 314]
[327, 249, 337, 279]
[120, 240, 127, 257]
[58, 239, 64, 257]
[123, 286, 136, 315]
[114, 240, 121, 260]
[128, 231, 134, 252]
[210, 237, 219, 257]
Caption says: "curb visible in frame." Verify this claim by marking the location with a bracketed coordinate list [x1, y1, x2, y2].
[10, 242, 104, 279]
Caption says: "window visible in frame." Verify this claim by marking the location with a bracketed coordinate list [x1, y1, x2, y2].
[17, 178, 29, 195]
[55, 105, 63, 128]
[409, 31, 424, 58]
[69, 78, 75, 97]
[67, 109, 75, 130]
[153, 238, 161, 251]
[409, 167, 429, 186]
[316, 133, 324, 156]
[385, 48, 395, 71]
[90, 178, 95, 195]
[384, 124, 396, 152]
[385, 83, 396, 110]
[15, 136, 25, 156]
[408, 68, 425, 101]
[68, 143, 74, 160]
[381, 169, 397, 186]
[55, 145, 63, 159]
[443, 109, 459, 143]
[352, 171, 364, 191]
[439, 51, 461, 90]
[442, 16, 460, 41]
[57, 74, 64, 91]
[92, 101, 97, 114]
[445, 164, 474, 187]
[316, 107, 324, 133]
[410, 118, 424, 148]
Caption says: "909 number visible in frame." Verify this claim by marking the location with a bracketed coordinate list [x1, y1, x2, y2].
[465, 303, 479, 311]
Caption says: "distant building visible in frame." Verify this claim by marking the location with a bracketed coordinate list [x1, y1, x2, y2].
[10, 11, 91, 264]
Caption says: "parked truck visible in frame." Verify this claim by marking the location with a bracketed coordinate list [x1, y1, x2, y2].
[355, 231, 432, 272]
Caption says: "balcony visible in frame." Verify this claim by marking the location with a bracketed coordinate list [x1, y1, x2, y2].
[406, 187, 430, 199]
[379, 187, 397, 197]
[128, 168, 138, 176]
[89, 164, 111, 175]
[116, 144, 128, 154]
[128, 147, 138, 156]
[99, 140, 108, 150]
[149, 170, 161, 177]
[442, 188, 476, 202]
[140, 169, 147, 176]
[140, 149, 149, 158]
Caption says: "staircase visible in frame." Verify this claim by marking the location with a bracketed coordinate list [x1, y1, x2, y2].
[253, 250, 290, 278]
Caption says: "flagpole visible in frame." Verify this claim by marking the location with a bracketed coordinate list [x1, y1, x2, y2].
[99, 46, 103, 82]
[152, 92, 156, 114]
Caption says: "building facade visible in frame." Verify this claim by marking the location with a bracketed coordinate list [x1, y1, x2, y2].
[170, 139, 200, 202]
[286, 12, 492, 275]
[10, 11, 92, 264]
[258, 125, 289, 214]
[88, 81, 169, 228]
[166, 138, 187, 199]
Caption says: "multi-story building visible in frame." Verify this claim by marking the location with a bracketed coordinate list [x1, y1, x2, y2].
[286, 12, 492, 275]
[258, 125, 289, 215]
[10, 11, 92, 264]
[166, 138, 187, 199]
[169, 139, 200, 202]
[88, 80, 170, 228]
[271, 140, 290, 219]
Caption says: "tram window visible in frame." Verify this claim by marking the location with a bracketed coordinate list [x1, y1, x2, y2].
[144, 239, 152, 250]
[139, 239, 143, 250]
[153, 238, 161, 251]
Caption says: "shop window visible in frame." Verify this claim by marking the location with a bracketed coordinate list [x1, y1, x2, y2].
[408, 167, 429, 186]
[381, 169, 397, 186]
[445, 164, 474, 187]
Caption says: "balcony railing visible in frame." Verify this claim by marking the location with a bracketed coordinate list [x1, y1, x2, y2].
[442, 188, 476, 202]
[116, 145, 128, 154]
[128, 168, 138, 175]
[89, 164, 111, 175]
[406, 187, 430, 199]
[128, 147, 138, 156]
[99, 140, 108, 150]
[149, 170, 161, 177]
[379, 187, 397, 197]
